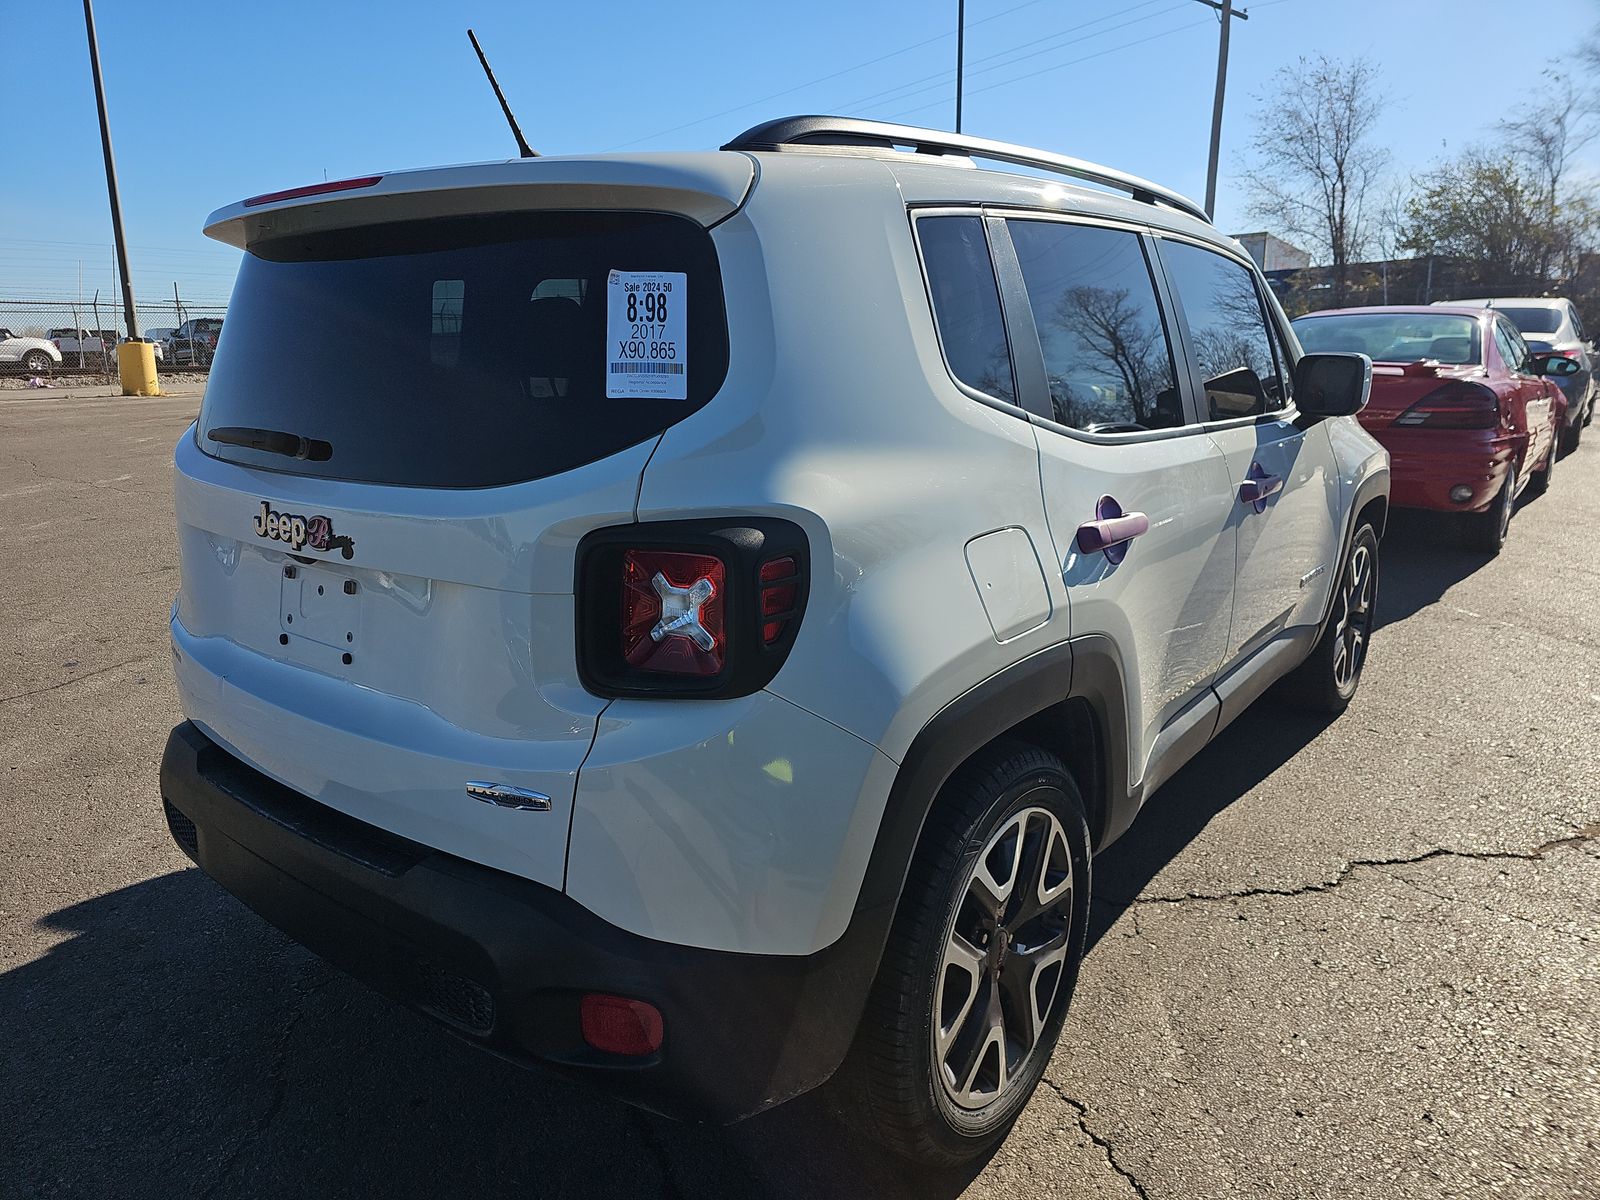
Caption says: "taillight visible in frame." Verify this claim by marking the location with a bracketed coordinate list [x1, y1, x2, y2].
[1553, 349, 1582, 359]
[243, 175, 383, 207]
[576, 519, 810, 699]
[1394, 382, 1499, 429]
[621, 549, 726, 676]
[759, 556, 799, 645]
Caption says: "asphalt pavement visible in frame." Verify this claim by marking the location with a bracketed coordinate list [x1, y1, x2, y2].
[2, 390, 1596, 1199]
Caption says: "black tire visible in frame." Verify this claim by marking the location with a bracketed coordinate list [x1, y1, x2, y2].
[1277, 521, 1379, 713]
[1465, 464, 1516, 555]
[1528, 438, 1556, 497]
[1562, 416, 1582, 454]
[21, 349, 53, 375]
[838, 741, 1092, 1166]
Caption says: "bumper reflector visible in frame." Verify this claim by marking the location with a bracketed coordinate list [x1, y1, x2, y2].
[581, 993, 664, 1056]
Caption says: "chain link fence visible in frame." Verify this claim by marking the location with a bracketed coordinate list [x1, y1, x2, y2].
[1, 298, 227, 376]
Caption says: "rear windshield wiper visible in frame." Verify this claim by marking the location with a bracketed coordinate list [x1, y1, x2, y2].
[207, 426, 333, 462]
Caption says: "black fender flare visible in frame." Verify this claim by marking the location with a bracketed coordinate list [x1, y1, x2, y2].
[822, 637, 1133, 1068]
[1312, 468, 1390, 645]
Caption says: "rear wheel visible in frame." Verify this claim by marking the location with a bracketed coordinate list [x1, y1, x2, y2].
[839, 742, 1092, 1165]
[21, 349, 52, 375]
[1278, 522, 1378, 713]
[1563, 415, 1583, 454]
[1465, 464, 1516, 555]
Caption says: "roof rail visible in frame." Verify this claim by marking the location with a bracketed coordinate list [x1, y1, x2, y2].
[722, 116, 1211, 225]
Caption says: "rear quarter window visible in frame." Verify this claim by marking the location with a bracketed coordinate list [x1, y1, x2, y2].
[198, 211, 728, 488]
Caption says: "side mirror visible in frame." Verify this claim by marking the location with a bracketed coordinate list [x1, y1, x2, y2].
[1530, 352, 1581, 377]
[1294, 352, 1372, 418]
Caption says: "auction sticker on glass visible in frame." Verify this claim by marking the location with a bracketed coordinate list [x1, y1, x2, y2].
[607, 270, 688, 399]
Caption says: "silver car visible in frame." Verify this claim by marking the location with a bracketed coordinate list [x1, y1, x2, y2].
[1444, 297, 1595, 451]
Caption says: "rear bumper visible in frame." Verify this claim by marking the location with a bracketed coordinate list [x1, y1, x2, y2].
[158, 721, 879, 1123]
[1363, 428, 1512, 514]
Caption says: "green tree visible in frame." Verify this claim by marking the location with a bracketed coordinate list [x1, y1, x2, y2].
[1402, 150, 1594, 295]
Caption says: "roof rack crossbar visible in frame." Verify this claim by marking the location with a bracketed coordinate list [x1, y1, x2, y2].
[723, 116, 1211, 225]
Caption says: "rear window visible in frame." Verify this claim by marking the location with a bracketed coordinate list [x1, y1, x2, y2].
[1292, 312, 1481, 366]
[198, 211, 728, 488]
[1496, 305, 1563, 335]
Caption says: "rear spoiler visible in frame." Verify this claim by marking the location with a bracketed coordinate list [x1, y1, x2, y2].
[204, 153, 757, 250]
[1369, 359, 1464, 379]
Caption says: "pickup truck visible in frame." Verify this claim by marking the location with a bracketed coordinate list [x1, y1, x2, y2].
[48, 328, 119, 365]
[165, 318, 223, 367]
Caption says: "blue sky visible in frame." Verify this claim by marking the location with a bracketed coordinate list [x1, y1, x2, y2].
[4, 0, 1595, 305]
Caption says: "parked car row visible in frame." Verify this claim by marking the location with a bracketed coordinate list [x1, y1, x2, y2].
[1293, 298, 1590, 553]
[0, 319, 224, 373]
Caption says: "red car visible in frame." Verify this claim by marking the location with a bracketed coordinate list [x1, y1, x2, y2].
[1292, 305, 1570, 553]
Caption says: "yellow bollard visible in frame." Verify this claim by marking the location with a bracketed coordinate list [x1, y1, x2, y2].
[117, 340, 160, 396]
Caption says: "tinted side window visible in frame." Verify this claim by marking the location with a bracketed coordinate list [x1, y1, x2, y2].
[1007, 220, 1182, 431]
[1161, 241, 1285, 420]
[917, 216, 1016, 404]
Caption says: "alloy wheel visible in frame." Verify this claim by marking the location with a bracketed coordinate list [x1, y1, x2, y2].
[933, 804, 1075, 1110]
[1331, 541, 1374, 692]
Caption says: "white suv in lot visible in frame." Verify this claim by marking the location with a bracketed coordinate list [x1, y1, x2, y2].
[160, 116, 1388, 1163]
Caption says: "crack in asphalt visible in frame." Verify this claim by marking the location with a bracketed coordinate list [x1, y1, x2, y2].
[1040, 1080, 1150, 1199]
[198, 965, 337, 1200]
[1119, 824, 1599, 909]
[0, 653, 160, 704]
[1389, 874, 1594, 946]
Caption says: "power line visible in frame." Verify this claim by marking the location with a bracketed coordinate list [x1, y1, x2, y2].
[881, 14, 1214, 122]
[601, 0, 1073, 150]
[828, 0, 1182, 116]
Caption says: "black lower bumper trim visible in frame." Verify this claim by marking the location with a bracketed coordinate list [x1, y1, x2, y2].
[158, 721, 883, 1123]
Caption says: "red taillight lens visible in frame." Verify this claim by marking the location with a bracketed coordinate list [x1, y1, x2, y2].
[759, 556, 799, 645]
[243, 174, 383, 207]
[1554, 349, 1582, 359]
[580, 994, 664, 1057]
[1395, 382, 1499, 429]
[621, 549, 726, 676]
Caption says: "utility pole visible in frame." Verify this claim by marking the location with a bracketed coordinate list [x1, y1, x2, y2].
[83, 0, 139, 340]
[955, 0, 966, 133]
[1196, 0, 1247, 221]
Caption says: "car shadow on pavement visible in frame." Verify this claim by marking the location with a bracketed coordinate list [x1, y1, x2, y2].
[2, 869, 982, 1200]
[1084, 701, 1338, 950]
[1370, 505, 1541, 631]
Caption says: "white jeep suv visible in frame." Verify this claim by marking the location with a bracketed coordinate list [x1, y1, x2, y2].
[160, 117, 1388, 1163]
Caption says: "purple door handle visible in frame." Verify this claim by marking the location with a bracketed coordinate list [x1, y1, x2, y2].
[1076, 495, 1149, 564]
[1239, 463, 1283, 513]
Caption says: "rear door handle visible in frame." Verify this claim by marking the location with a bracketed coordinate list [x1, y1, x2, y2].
[1239, 464, 1283, 512]
[1076, 495, 1149, 565]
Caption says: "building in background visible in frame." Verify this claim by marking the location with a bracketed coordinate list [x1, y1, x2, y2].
[1231, 231, 1311, 273]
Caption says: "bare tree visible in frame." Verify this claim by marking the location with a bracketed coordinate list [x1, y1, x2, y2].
[1051, 285, 1172, 427]
[1498, 71, 1595, 281]
[1499, 73, 1589, 201]
[1244, 55, 1389, 307]
[1370, 181, 1412, 304]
